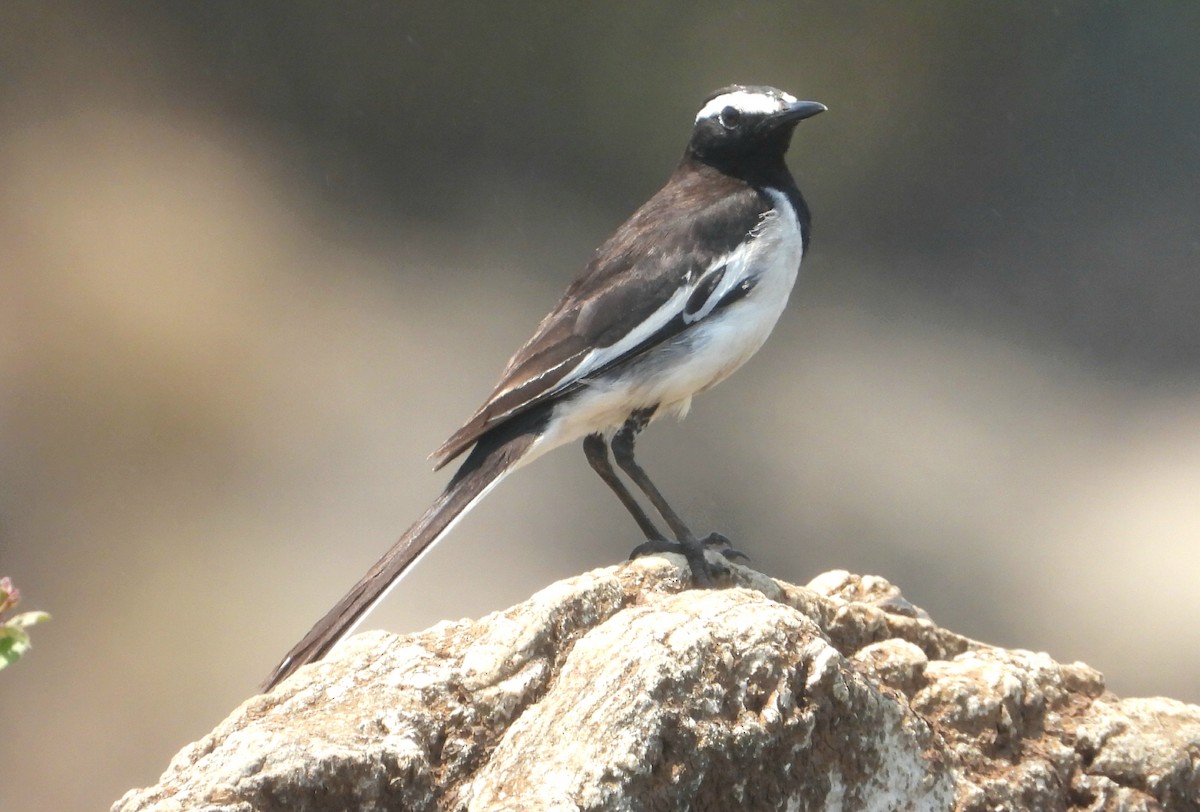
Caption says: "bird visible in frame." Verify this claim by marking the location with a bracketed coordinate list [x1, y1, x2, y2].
[262, 85, 825, 690]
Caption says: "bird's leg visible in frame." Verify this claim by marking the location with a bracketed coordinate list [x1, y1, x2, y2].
[609, 409, 741, 585]
[582, 433, 665, 541]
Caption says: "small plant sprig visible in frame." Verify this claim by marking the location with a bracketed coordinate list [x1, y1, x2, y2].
[0, 577, 50, 670]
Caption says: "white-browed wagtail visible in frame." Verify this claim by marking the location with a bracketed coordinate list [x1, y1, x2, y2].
[263, 85, 825, 690]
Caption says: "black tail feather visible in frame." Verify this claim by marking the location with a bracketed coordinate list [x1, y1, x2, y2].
[260, 411, 546, 691]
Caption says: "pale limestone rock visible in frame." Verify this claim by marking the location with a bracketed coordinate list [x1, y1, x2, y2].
[113, 559, 1200, 812]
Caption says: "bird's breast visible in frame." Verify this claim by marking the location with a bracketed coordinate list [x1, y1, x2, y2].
[680, 188, 804, 394]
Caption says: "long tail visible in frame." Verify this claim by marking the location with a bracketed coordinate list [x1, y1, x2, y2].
[260, 414, 544, 691]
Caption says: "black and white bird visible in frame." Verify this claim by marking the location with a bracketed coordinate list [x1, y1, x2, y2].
[263, 85, 825, 690]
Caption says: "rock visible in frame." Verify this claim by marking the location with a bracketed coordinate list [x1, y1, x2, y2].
[112, 559, 1200, 812]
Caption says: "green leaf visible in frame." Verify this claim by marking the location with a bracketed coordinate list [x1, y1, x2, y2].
[0, 625, 33, 669]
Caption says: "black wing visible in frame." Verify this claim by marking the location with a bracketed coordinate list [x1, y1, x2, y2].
[431, 162, 769, 468]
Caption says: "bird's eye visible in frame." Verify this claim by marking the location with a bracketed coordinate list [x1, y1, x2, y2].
[718, 106, 742, 130]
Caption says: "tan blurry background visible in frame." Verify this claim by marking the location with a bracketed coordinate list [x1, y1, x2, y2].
[2, 3, 1199, 809]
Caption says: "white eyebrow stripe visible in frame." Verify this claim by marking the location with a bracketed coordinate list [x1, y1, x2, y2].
[695, 89, 798, 122]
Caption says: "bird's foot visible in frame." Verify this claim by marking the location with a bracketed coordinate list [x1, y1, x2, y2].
[627, 533, 745, 586]
[699, 532, 750, 562]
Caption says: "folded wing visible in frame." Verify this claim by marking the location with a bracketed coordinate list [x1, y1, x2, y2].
[431, 170, 770, 468]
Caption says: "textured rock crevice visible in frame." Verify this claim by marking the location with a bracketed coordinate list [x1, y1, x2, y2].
[113, 559, 1200, 811]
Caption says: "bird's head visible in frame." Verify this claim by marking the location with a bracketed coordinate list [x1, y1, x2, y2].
[687, 85, 825, 174]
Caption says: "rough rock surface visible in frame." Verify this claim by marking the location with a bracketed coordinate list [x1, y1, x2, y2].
[113, 558, 1200, 811]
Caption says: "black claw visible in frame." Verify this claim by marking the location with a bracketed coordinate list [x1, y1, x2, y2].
[700, 532, 750, 562]
[701, 532, 731, 548]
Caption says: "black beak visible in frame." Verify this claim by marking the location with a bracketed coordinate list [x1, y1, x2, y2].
[768, 100, 827, 128]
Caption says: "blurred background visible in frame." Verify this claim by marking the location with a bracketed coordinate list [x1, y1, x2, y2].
[2, 2, 1198, 809]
